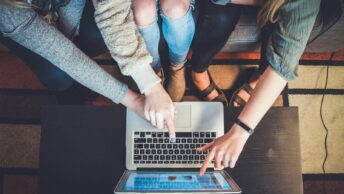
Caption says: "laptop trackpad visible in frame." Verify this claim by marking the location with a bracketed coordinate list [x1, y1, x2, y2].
[175, 105, 191, 128]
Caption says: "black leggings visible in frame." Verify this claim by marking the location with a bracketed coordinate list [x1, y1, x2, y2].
[190, 1, 242, 73]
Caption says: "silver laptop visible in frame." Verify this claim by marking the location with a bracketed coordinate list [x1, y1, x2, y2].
[114, 102, 241, 193]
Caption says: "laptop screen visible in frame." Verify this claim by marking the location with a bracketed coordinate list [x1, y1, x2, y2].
[123, 171, 232, 191]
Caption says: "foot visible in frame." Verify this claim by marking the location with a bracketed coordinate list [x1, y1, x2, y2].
[191, 70, 219, 101]
[166, 65, 186, 102]
[233, 72, 260, 107]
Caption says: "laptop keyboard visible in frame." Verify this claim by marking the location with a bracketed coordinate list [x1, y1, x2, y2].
[133, 131, 216, 165]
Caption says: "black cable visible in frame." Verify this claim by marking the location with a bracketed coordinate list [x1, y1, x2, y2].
[320, 52, 336, 194]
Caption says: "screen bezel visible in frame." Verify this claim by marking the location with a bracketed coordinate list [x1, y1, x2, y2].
[114, 170, 241, 193]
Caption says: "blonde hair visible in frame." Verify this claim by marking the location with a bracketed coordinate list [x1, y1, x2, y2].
[257, 0, 286, 28]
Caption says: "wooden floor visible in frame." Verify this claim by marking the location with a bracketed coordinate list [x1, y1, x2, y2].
[1, 50, 344, 194]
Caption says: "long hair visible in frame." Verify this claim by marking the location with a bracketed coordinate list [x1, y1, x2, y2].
[257, 0, 286, 28]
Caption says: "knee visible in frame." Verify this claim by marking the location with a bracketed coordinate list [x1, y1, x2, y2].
[132, 0, 157, 26]
[160, 0, 190, 19]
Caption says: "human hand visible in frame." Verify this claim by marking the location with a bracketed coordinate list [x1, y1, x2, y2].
[197, 124, 250, 176]
[120, 89, 146, 118]
[144, 84, 176, 141]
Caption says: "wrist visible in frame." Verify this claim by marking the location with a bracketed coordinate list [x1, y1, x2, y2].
[144, 83, 162, 96]
[234, 118, 254, 135]
[120, 89, 141, 109]
[229, 124, 251, 140]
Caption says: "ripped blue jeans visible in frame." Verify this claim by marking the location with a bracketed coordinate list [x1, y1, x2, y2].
[138, 0, 195, 72]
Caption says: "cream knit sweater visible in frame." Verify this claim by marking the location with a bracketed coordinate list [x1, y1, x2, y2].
[94, 0, 160, 93]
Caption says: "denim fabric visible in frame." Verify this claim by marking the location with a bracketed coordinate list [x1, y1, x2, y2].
[264, 0, 321, 80]
[138, 0, 195, 72]
[210, 0, 321, 80]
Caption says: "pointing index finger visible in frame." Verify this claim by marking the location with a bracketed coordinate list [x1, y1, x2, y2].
[200, 149, 216, 176]
[166, 118, 176, 142]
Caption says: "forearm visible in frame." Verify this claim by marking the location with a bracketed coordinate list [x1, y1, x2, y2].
[0, 5, 129, 104]
[238, 66, 287, 129]
[92, 0, 160, 94]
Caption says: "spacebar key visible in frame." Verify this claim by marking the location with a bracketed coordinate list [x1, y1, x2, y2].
[176, 132, 192, 137]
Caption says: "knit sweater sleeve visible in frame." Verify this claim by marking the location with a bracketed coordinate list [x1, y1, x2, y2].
[0, 4, 128, 104]
[94, 0, 160, 94]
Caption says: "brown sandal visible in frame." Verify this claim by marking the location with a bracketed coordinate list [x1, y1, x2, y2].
[230, 68, 260, 107]
[230, 83, 254, 107]
[194, 70, 229, 106]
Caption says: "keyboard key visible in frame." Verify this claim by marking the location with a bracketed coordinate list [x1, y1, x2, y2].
[150, 144, 155, 149]
[159, 139, 163, 143]
[180, 150, 185, 154]
[193, 132, 199, 137]
[211, 132, 216, 137]
[182, 139, 186, 143]
[204, 139, 213, 143]
[134, 150, 139, 154]
[147, 139, 152, 143]
[186, 150, 191, 154]
[134, 138, 146, 143]
[149, 155, 153, 160]
[164, 138, 169, 143]
[153, 139, 158, 143]
[193, 139, 197, 143]
[136, 144, 143, 149]
[156, 144, 161, 149]
[160, 155, 165, 160]
[152, 150, 156, 154]
[185, 144, 190, 149]
[157, 150, 162, 154]
[143, 155, 147, 160]
[163, 150, 168, 154]
[140, 150, 144, 154]
[167, 144, 172, 149]
[152, 161, 157, 164]
[169, 150, 173, 154]
[146, 150, 150, 154]
[200, 132, 205, 137]
[173, 144, 178, 149]
[166, 155, 171, 160]
[157, 132, 164, 137]
[152, 132, 156, 137]
[187, 139, 192, 143]
[175, 150, 179, 154]
[176, 139, 181, 143]
[134, 132, 140, 135]
[206, 132, 210, 137]
[179, 144, 183, 149]
[144, 144, 149, 149]
[162, 144, 166, 149]
[158, 161, 163, 164]
[154, 155, 159, 160]
[176, 132, 192, 137]
[134, 161, 139, 164]
[140, 132, 145, 137]
[190, 144, 195, 149]
[134, 155, 141, 160]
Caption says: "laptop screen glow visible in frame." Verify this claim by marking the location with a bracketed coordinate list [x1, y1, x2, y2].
[123, 172, 232, 191]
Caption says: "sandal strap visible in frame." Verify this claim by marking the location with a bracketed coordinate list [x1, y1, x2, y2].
[233, 95, 246, 107]
[242, 83, 254, 95]
[199, 81, 216, 99]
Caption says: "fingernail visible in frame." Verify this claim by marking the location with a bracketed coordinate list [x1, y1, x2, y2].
[170, 137, 176, 143]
